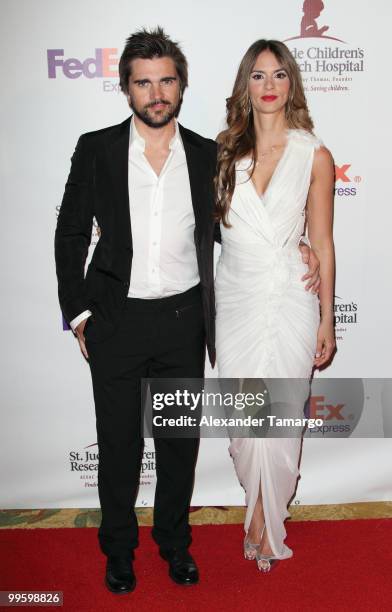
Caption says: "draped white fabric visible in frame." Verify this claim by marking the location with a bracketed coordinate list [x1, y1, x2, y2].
[216, 130, 322, 557]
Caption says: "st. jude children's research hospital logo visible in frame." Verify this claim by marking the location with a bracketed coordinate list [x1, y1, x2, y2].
[334, 295, 359, 342]
[284, 0, 365, 93]
[68, 443, 156, 493]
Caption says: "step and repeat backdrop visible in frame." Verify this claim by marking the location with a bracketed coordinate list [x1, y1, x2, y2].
[1, 0, 391, 509]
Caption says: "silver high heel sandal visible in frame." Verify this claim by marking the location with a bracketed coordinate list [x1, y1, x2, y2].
[243, 536, 260, 560]
[256, 525, 279, 573]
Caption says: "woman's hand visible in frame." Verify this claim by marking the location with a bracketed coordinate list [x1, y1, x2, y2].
[314, 317, 336, 368]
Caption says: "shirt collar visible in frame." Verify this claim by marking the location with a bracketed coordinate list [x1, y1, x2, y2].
[130, 115, 180, 153]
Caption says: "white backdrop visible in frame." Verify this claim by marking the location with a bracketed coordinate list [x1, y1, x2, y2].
[1, 0, 391, 509]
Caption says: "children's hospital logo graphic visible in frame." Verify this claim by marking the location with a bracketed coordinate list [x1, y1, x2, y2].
[68, 442, 156, 493]
[286, 0, 345, 43]
[284, 0, 364, 93]
[334, 294, 359, 342]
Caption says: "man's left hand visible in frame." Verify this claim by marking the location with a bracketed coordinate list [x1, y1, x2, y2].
[299, 243, 320, 293]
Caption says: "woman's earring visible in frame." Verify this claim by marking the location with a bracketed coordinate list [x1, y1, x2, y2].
[289, 90, 295, 111]
[248, 98, 252, 114]
[286, 93, 293, 117]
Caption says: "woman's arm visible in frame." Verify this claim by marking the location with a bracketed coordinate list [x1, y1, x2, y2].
[307, 146, 336, 367]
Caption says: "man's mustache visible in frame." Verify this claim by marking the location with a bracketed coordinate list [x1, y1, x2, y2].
[146, 99, 171, 108]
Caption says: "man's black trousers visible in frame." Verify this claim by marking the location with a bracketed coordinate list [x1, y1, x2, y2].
[85, 284, 205, 557]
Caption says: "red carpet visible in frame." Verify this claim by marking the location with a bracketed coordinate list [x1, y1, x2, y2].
[1, 520, 391, 611]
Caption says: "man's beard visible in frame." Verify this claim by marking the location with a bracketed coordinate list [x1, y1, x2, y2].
[130, 97, 182, 128]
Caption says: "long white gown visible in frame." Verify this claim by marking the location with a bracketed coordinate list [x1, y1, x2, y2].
[215, 128, 322, 559]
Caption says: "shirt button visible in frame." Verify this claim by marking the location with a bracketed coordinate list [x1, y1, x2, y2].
[154, 212, 158, 217]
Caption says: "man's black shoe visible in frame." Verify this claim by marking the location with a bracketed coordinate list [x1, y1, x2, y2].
[105, 555, 136, 594]
[159, 547, 199, 585]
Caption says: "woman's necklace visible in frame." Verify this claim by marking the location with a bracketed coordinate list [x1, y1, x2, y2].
[255, 143, 285, 167]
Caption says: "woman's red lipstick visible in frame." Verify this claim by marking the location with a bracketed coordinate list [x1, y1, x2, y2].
[261, 95, 278, 102]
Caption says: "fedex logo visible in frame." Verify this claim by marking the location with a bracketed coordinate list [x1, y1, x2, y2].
[47, 48, 119, 79]
[308, 396, 345, 420]
[334, 163, 361, 197]
[335, 164, 351, 182]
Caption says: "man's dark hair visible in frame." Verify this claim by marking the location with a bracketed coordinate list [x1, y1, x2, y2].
[119, 26, 188, 94]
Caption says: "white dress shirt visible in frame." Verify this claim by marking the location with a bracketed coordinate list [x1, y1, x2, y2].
[70, 117, 199, 331]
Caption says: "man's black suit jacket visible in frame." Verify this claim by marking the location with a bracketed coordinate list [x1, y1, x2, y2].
[55, 116, 219, 366]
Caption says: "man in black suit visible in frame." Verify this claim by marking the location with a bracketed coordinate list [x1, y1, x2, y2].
[55, 27, 319, 594]
[55, 27, 216, 594]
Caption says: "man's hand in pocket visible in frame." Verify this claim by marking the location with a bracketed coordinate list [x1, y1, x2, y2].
[75, 318, 89, 359]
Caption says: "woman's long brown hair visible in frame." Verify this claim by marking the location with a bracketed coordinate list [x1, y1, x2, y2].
[215, 39, 314, 227]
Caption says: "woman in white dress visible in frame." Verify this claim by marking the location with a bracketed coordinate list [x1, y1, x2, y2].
[215, 40, 336, 571]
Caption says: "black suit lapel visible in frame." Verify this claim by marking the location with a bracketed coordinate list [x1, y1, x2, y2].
[179, 124, 210, 245]
[106, 116, 132, 248]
